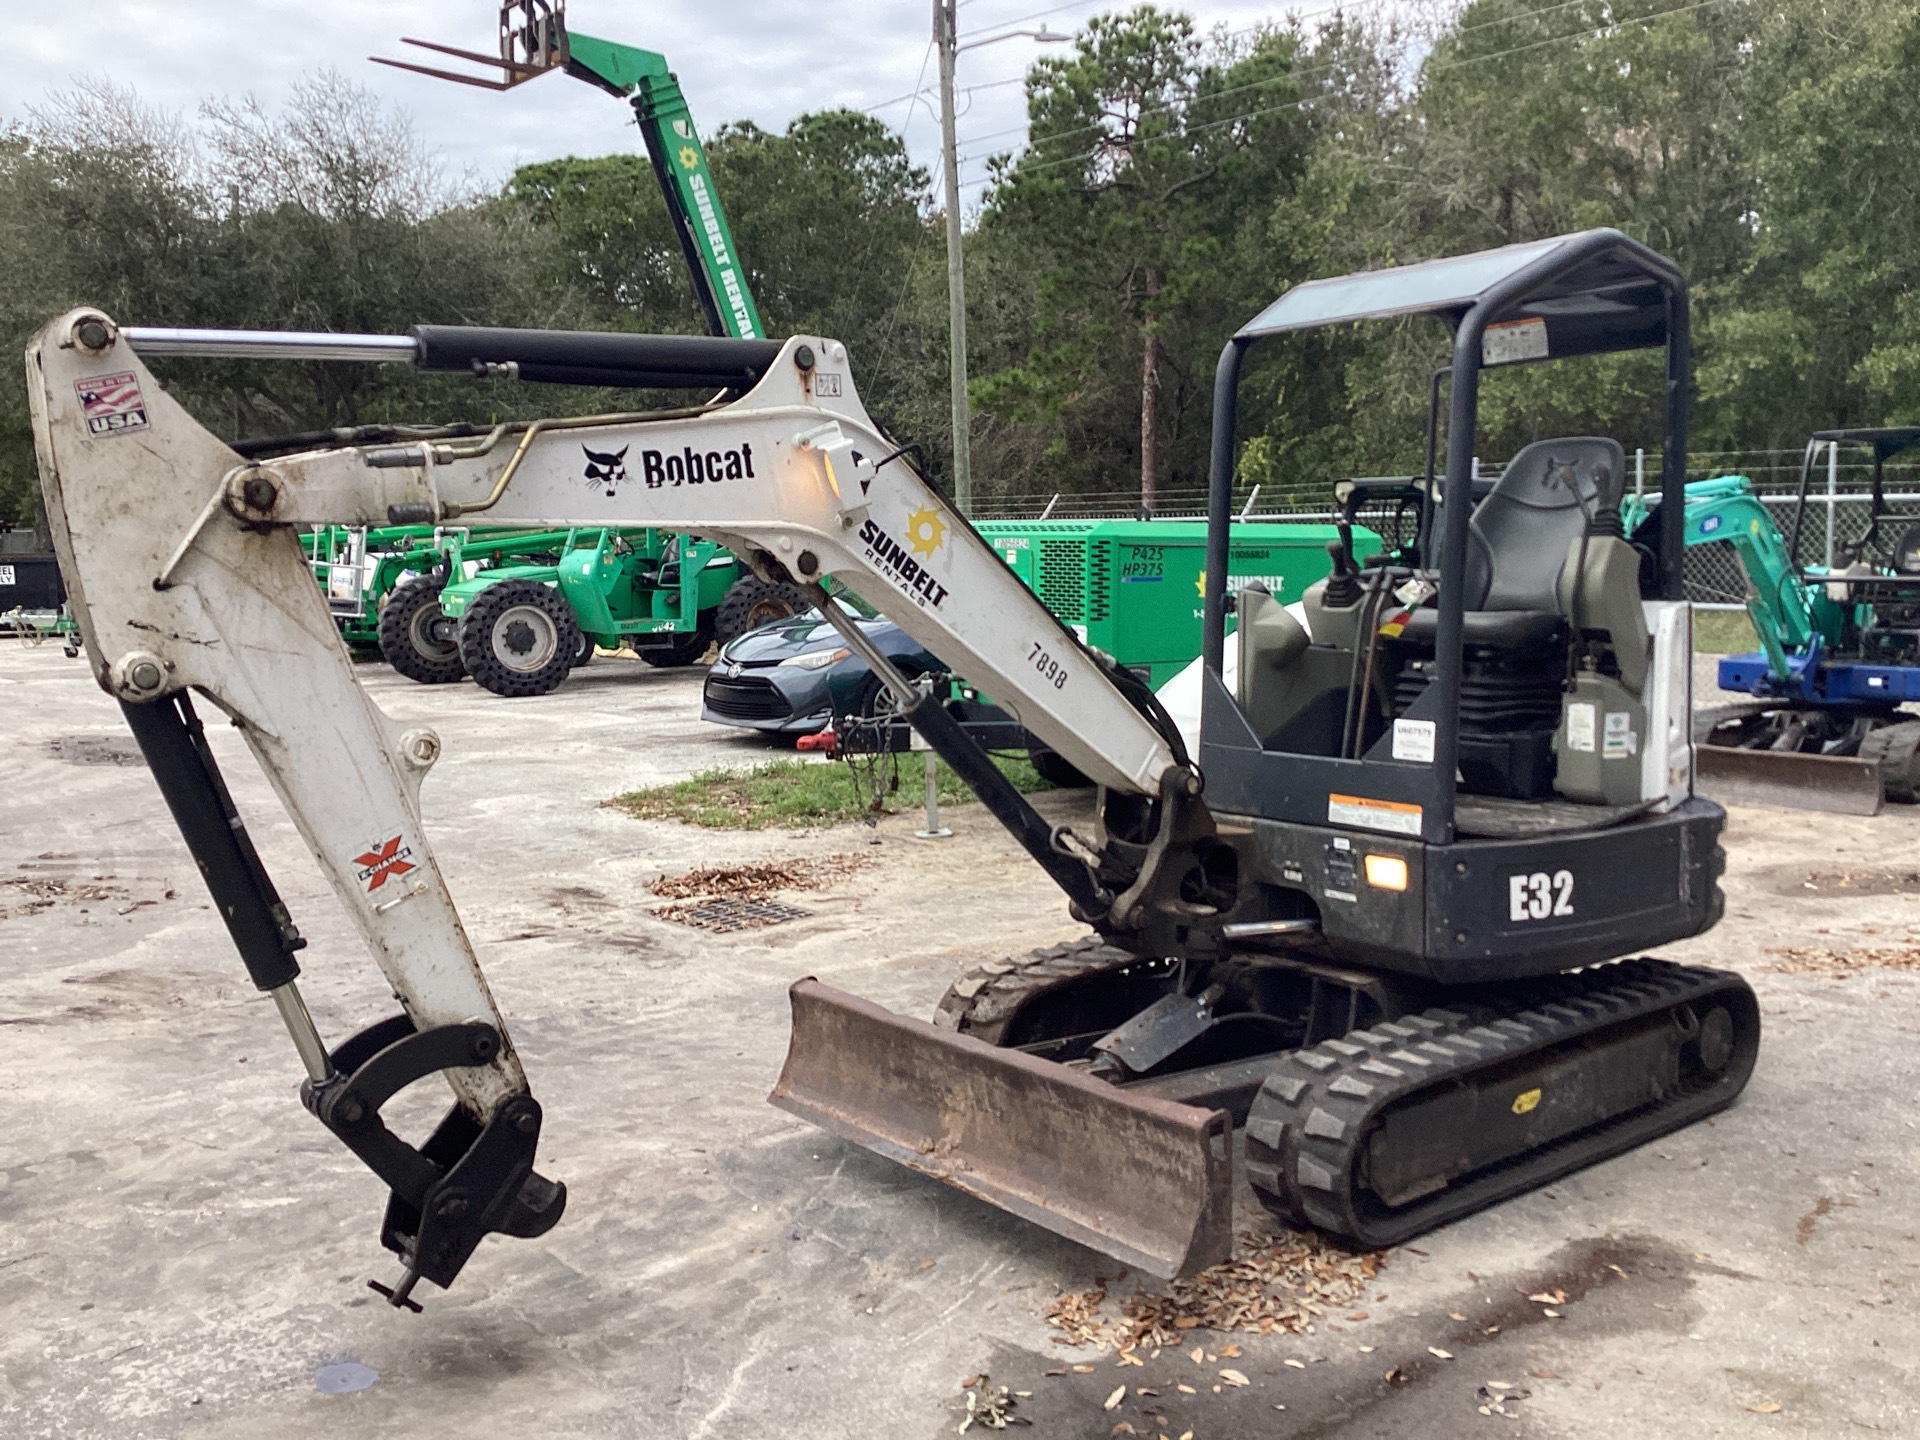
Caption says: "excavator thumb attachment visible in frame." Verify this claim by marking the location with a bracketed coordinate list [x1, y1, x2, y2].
[770, 980, 1234, 1278]
[1695, 745, 1884, 816]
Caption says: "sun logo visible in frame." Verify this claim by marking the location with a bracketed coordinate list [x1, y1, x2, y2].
[678, 146, 701, 170]
[906, 505, 947, 558]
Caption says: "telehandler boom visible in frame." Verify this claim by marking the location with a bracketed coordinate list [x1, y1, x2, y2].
[28, 229, 1758, 1308]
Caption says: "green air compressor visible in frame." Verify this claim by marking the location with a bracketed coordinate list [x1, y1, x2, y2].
[973, 519, 1383, 686]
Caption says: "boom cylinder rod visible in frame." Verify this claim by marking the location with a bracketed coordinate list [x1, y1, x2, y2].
[121, 327, 419, 363]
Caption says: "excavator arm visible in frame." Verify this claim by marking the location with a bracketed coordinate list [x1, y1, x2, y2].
[27, 310, 1214, 1300]
[1670, 476, 1818, 679]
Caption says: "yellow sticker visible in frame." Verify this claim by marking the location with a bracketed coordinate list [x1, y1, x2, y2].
[1511, 1087, 1542, 1116]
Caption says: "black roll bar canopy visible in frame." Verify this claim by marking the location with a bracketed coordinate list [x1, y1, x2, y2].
[1788, 427, 1920, 571]
[1202, 227, 1691, 844]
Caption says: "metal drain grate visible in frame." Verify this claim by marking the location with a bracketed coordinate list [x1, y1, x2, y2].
[659, 897, 813, 932]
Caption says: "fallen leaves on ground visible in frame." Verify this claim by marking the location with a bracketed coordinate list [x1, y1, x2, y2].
[1765, 942, 1920, 976]
[650, 855, 868, 901]
[958, 1374, 1031, 1431]
[1477, 1381, 1530, 1418]
[1103, 1385, 1127, 1410]
[1043, 1234, 1384, 1351]
[0, 874, 125, 920]
[1747, 1401, 1783, 1415]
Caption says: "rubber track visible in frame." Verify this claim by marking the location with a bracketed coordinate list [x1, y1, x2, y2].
[1242, 958, 1759, 1247]
[932, 936, 1166, 1044]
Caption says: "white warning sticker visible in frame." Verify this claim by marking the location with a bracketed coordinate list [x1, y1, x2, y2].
[1392, 717, 1436, 764]
[1566, 701, 1597, 753]
[1481, 317, 1549, 367]
[1328, 793, 1423, 837]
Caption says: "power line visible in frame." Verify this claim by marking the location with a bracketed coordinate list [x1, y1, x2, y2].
[951, 0, 1739, 182]
[947, 0, 1415, 159]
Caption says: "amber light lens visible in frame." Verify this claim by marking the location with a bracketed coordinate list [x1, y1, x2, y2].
[1363, 853, 1409, 891]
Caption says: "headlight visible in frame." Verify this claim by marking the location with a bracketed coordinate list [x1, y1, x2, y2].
[779, 646, 851, 671]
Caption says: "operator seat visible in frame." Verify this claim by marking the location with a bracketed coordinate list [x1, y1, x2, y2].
[1402, 436, 1627, 649]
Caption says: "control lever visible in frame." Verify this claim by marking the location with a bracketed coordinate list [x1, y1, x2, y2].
[1323, 532, 1362, 608]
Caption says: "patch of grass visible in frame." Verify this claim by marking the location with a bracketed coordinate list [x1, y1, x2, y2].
[608, 754, 1053, 830]
[1694, 608, 1758, 655]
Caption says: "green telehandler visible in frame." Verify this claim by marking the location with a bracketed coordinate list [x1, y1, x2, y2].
[306, 523, 807, 694]
[361, 2, 809, 696]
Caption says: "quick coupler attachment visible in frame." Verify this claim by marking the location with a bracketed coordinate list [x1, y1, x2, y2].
[301, 1014, 567, 1312]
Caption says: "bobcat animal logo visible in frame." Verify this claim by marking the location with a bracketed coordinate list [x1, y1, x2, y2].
[583, 444, 630, 496]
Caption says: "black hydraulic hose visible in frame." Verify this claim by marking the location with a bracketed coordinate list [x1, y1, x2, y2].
[1340, 570, 1389, 760]
[1103, 656, 1194, 772]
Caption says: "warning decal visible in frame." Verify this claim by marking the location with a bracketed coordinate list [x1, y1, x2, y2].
[1328, 793, 1424, 837]
[74, 372, 149, 437]
[354, 836, 417, 892]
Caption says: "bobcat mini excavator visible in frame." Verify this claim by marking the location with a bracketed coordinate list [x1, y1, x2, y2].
[28, 229, 1757, 1309]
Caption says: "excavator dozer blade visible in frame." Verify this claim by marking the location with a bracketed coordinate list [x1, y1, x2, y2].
[1696, 744, 1884, 816]
[770, 979, 1234, 1279]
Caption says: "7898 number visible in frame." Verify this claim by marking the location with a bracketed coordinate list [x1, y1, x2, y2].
[1028, 641, 1069, 690]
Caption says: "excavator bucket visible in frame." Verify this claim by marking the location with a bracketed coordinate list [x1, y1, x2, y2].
[770, 980, 1234, 1278]
[1695, 745, 1884, 816]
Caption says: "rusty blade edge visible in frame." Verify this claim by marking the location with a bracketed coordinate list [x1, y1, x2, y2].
[1695, 745, 1883, 816]
[769, 977, 1234, 1279]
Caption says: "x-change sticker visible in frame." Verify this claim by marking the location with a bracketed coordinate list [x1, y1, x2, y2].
[354, 836, 417, 892]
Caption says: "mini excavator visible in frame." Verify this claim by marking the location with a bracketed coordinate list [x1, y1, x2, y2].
[27, 229, 1757, 1308]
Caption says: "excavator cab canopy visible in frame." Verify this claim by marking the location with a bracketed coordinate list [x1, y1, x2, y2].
[1788, 427, 1920, 573]
[1201, 229, 1695, 862]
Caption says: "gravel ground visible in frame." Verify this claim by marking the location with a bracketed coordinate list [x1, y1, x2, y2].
[1, 641, 1915, 1439]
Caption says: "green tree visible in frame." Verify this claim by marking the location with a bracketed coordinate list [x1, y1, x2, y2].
[974, 8, 1310, 512]
[1699, 0, 1920, 451]
[0, 76, 587, 526]
[508, 111, 931, 412]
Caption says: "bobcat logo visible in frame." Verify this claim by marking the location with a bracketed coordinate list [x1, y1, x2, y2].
[583, 444, 630, 496]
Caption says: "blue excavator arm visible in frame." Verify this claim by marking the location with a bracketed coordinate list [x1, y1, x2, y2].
[1626, 475, 1816, 681]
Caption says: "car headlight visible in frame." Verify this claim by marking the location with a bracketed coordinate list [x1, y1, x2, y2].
[778, 646, 851, 671]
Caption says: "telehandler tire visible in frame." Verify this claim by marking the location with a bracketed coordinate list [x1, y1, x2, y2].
[1029, 749, 1092, 788]
[636, 617, 715, 668]
[378, 577, 464, 685]
[458, 579, 580, 697]
[569, 628, 595, 669]
[715, 574, 813, 644]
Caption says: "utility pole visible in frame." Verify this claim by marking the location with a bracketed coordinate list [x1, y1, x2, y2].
[932, 9, 1067, 517]
[935, 0, 973, 516]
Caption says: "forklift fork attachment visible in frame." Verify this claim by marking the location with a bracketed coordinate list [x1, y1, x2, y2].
[770, 980, 1234, 1279]
[1695, 744, 1883, 816]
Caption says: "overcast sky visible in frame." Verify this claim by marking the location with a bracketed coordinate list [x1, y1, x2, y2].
[6, 0, 1347, 207]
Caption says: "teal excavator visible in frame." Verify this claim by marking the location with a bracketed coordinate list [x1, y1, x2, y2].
[1626, 447, 1920, 814]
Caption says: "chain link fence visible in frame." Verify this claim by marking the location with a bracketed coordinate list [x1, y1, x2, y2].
[973, 447, 1920, 608]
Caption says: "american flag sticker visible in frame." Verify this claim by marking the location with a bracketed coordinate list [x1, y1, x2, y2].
[74, 372, 149, 437]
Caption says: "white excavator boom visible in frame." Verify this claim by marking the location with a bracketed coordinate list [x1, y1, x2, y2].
[24, 309, 1193, 1304]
